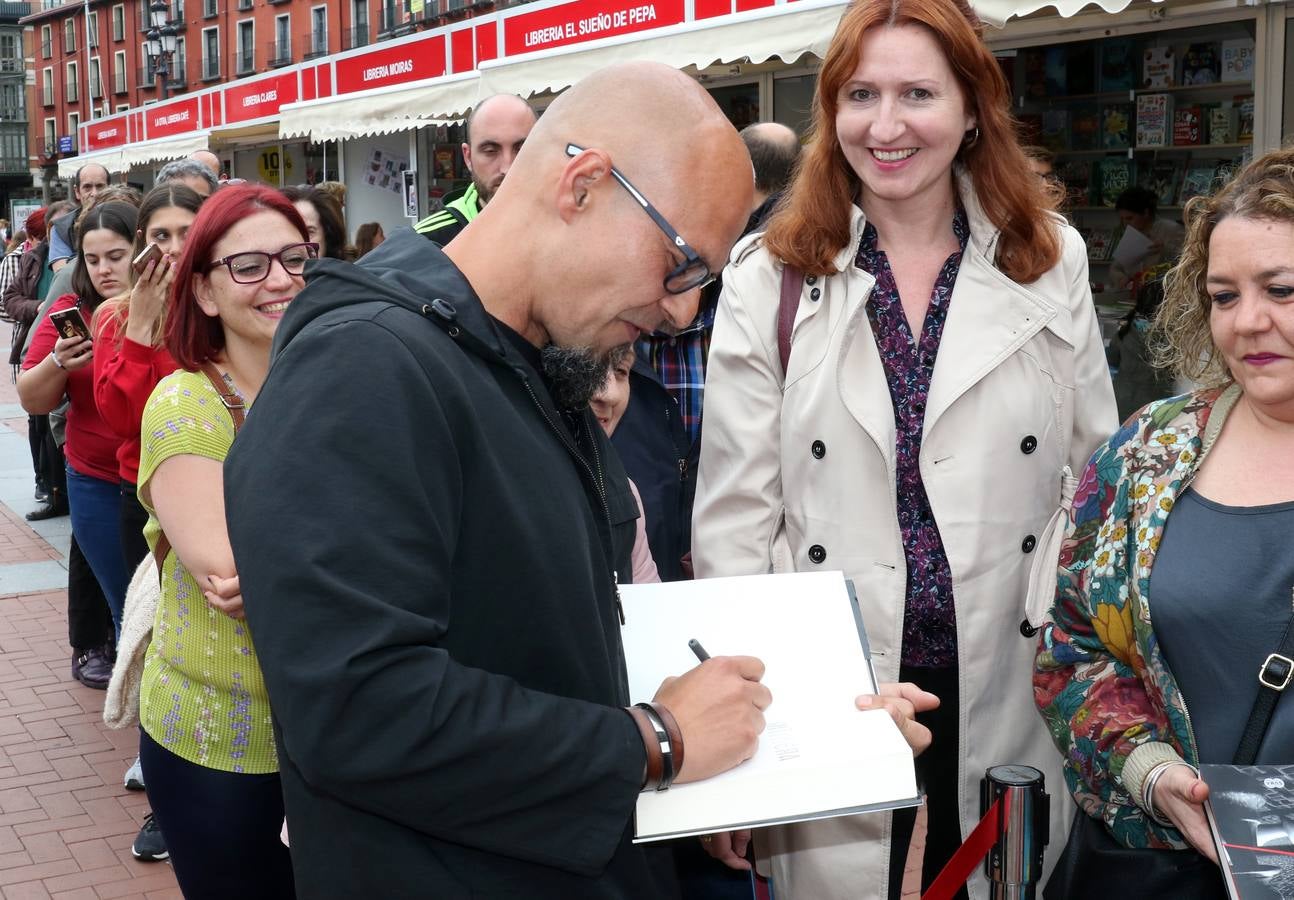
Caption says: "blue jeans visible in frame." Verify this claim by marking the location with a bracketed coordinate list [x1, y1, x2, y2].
[65, 463, 126, 639]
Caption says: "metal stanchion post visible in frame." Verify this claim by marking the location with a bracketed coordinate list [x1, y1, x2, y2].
[981, 765, 1050, 900]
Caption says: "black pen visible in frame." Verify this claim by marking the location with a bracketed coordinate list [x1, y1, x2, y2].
[688, 638, 710, 662]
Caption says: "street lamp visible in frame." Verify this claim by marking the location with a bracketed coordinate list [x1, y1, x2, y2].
[145, 0, 178, 101]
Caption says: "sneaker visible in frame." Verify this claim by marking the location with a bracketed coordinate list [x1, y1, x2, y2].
[71, 646, 112, 690]
[124, 756, 145, 791]
[131, 813, 169, 861]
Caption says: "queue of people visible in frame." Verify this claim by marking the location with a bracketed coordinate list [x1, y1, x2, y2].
[7, 0, 1286, 897]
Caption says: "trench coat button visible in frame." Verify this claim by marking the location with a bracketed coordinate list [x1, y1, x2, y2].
[805, 275, 817, 286]
[811, 440, 826, 459]
[1021, 534, 1037, 553]
[808, 544, 827, 564]
[1020, 435, 1038, 454]
[1019, 618, 1039, 638]
[809, 288, 821, 301]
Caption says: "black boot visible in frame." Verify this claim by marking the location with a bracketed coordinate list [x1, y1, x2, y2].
[27, 489, 68, 521]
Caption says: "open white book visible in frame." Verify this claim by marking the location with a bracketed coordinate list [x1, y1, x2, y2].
[620, 570, 920, 842]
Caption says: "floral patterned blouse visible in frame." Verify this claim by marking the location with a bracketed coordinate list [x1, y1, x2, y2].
[855, 209, 969, 668]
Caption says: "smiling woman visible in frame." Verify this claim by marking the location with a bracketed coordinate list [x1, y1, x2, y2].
[130, 184, 309, 899]
[692, 0, 1117, 896]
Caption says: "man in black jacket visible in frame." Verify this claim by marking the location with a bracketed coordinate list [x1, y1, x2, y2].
[225, 63, 770, 898]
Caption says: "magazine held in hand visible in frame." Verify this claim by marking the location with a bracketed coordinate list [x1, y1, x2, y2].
[618, 571, 919, 842]
[1203, 764, 1294, 900]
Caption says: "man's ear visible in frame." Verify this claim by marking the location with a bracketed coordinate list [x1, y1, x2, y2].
[192, 272, 219, 318]
[460, 143, 473, 175]
[556, 147, 612, 224]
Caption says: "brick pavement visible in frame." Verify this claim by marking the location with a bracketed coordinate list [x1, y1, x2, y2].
[0, 380, 180, 898]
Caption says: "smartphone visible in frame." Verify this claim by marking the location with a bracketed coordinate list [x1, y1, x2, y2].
[132, 242, 163, 275]
[48, 306, 91, 342]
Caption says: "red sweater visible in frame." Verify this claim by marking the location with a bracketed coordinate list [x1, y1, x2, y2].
[24, 295, 123, 484]
[92, 307, 178, 484]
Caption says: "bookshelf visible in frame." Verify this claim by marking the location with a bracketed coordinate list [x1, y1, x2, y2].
[1007, 20, 1256, 283]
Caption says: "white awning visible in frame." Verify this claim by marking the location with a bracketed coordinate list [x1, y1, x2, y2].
[971, 0, 1163, 27]
[477, 0, 846, 99]
[116, 130, 213, 170]
[57, 145, 123, 178]
[278, 73, 479, 141]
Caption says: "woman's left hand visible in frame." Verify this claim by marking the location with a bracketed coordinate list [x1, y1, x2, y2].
[125, 256, 174, 344]
[855, 682, 940, 756]
[204, 573, 244, 619]
[1151, 764, 1217, 863]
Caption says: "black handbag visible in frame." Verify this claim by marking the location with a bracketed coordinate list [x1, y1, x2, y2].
[1043, 615, 1294, 900]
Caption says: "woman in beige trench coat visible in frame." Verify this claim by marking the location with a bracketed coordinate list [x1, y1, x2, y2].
[692, 1, 1118, 898]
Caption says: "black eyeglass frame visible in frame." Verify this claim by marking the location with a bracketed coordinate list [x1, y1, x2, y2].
[209, 241, 320, 284]
[565, 143, 714, 295]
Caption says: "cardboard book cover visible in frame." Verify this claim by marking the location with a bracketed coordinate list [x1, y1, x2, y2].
[1182, 42, 1220, 86]
[1101, 104, 1132, 149]
[1040, 109, 1070, 153]
[1070, 103, 1101, 152]
[1135, 93, 1171, 148]
[1209, 105, 1237, 145]
[1202, 764, 1294, 900]
[1173, 105, 1204, 146]
[1142, 46, 1175, 89]
[1141, 159, 1183, 208]
[1180, 164, 1218, 204]
[1237, 95, 1256, 143]
[1085, 228, 1115, 261]
[1099, 158, 1132, 207]
[1222, 38, 1256, 84]
[1100, 38, 1135, 93]
[1057, 158, 1094, 206]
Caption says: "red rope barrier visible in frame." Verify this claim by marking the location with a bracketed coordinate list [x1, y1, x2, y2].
[920, 796, 1003, 900]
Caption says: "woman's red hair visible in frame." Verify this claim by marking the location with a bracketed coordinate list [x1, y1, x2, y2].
[763, 0, 1061, 283]
[166, 184, 308, 371]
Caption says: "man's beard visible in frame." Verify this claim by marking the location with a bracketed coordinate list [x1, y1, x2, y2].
[473, 173, 503, 205]
[541, 345, 611, 412]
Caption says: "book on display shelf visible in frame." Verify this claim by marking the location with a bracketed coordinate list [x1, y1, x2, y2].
[1237, 96, 1255, 143]
[1135, 93, 1171, 148]
[1069, 104, 1101, 152]
[1172, 106, 1204, 146]
[1142, 45, 1175, 89]
[1040, 110, 1069, 154]
[1066, 42, 1096, 96]
[1221, 38, 1256, 83]
[1085, 229, 1115, 262]
[1057, 159, 1094, 206]
[1100, 38, 1136, 92]
[1201, 764, 1294, 900]
[1098, 157, 1133, 207]
[1141, 159, 1183, 209]
[1179, 165, 1218, 204]
[1181, 42, 1220, 86]
[1208, 105, 1236, 145]
[1101, 104, 1132, 150]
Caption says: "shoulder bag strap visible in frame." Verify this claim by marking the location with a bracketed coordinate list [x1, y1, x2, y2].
[777, 264, 803, 377]
[150, 362, 245, 578]
[1235, 588, 1294, 766]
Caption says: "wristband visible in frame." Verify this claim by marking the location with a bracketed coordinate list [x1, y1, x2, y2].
[634, 701, 684, 792]
[627, 706, 664, 791]
[1143, 760, 1195, 827]
[49, 350, 63, 369]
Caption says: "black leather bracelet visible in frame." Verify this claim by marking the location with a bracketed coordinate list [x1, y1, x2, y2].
[633, 702, 676, 792]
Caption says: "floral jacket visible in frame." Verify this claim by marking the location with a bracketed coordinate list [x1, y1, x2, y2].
[1034, 384, 1239, 849]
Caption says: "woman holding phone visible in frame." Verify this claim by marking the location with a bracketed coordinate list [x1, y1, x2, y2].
[17, 201, 139, 636]
[135, 184, 312, 897]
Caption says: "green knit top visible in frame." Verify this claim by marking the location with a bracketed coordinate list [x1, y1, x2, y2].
[137, 369, 277, 774]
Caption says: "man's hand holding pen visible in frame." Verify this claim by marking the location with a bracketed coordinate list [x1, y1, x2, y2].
[651, 643, 772, 785]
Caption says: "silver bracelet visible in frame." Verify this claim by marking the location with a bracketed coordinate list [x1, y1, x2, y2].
[1142, 760, 1195, 827]
[49, 349, 63, 370]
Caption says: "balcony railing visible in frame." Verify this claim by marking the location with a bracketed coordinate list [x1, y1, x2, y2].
[0, 59, 20, 74]
[201, 56, 219, 80]
[41, 87, 53, 106]
[0, 106, 24, 122]
[64, 80, 78, 101]
[136, 63, 185, 88]
[114, 71, 127, 93]
[40, 38, 50, 58]
[0, 2, 33, 21]
[302, 29, 326, 59]
[342, 23, 368, 50]
[266, 38, 290, 67]
[136, 64, 154, 87]
[232, 48, 254, 75]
